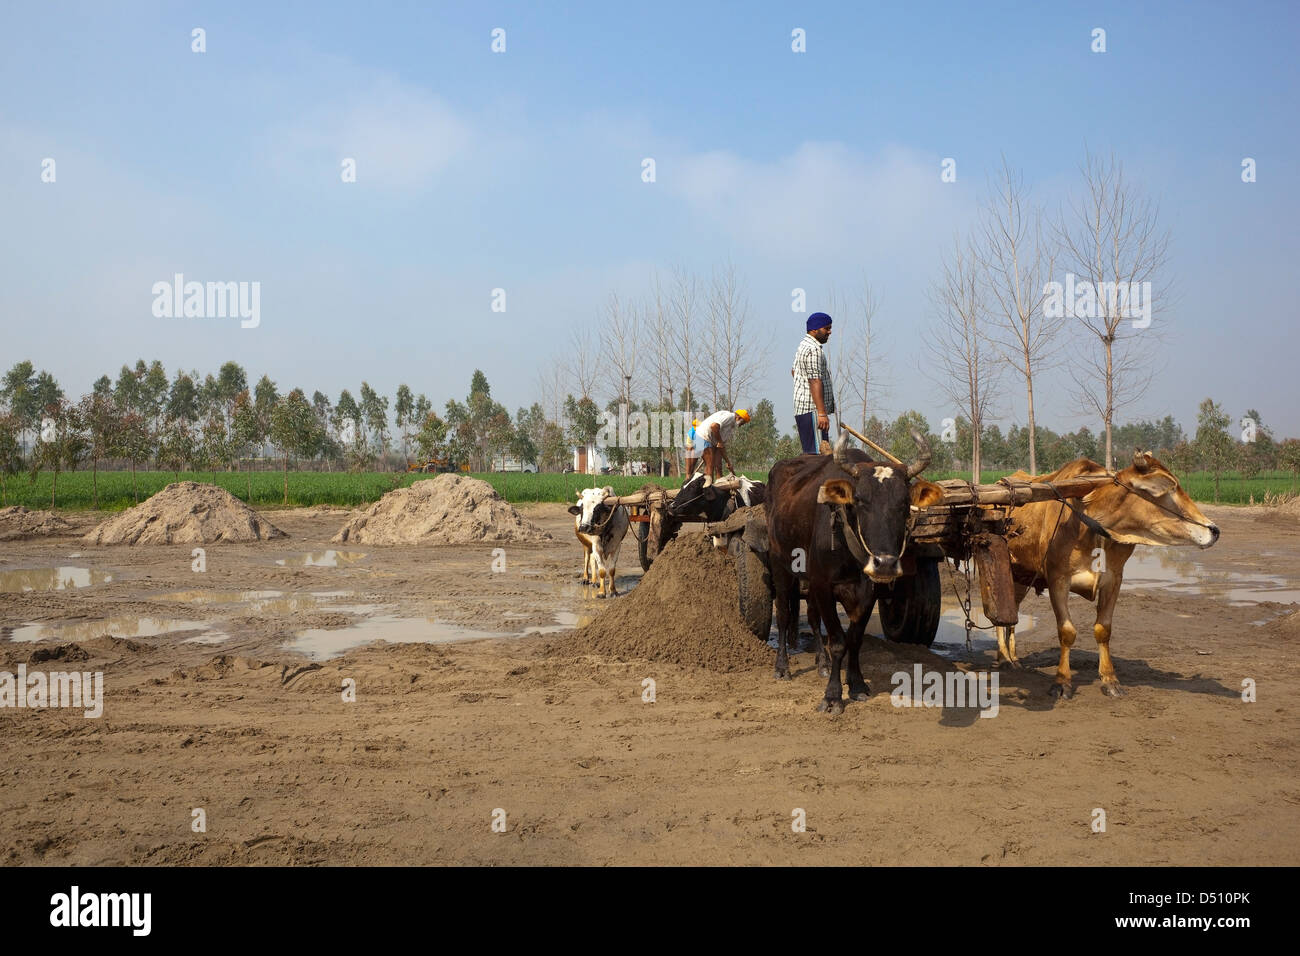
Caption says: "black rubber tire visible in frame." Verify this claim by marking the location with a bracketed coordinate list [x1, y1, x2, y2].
[636, 519, 652, 572]
[736, 545, 774, 641]
[878, 557, 942, 646]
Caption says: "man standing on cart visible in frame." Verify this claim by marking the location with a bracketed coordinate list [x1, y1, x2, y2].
[694, 408, 749, 485]
[791, 312, 836, 454]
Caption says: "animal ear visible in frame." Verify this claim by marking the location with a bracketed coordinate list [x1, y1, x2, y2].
[567, 504, 582, 516]
[910, 480, 945, 509]
[1130, 469, 1176, 497]
[817, 479, 854, 505]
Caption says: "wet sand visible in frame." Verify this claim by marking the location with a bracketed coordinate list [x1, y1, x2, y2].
[1, 503, 1297, 865]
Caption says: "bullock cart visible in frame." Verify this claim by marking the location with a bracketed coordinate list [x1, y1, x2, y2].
[603, 477, 751, 573]
[700, 472, 1116, 646]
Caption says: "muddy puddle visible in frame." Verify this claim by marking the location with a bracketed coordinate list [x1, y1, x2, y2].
[4, 616, 218, 643]
[1124, 550, 1300, 606]
[287, 610, 591, 660]
[0, 567, 113, 592]
[274, 550, 367, 567]
[156, 589, 352, 615]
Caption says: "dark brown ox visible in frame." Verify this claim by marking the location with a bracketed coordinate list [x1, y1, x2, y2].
[997, 450, 1219, 699]
[766, 432, 944, 713]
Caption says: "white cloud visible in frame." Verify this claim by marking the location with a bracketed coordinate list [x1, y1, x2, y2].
[268, 76, 470, 191]
[668, 141, 972, 263]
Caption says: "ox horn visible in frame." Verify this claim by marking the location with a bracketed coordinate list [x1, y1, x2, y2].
[905, 428, 931, 479]
[832, 432, 860, 478]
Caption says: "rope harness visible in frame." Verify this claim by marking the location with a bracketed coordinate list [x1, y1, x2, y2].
[829, 501, 914, 571]
[1018, 470, 1212, 604]
[943, 484, 1004, 649]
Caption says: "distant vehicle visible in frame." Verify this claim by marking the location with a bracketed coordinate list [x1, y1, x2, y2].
[406, 458, 463, 474]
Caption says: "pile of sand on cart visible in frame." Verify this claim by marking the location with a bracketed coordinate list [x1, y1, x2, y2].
[83, 482, 287, 545]
[331, 475, 551, 545]
[0, 505, 75, 541]
[549, 532, 773, 672]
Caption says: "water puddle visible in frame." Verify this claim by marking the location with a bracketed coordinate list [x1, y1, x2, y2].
[156, 589, 356, 615]
[930, 609, 1036, 661]
[181, 631, 232, 645]
[1124, 551, 1300, 606]
[159, 589, 285, 604]
[287, 616, 513, 659]
[5, 616, 212, 643]
[287, 611, 588, 660]
[274, 550, 367, 567]
[0, 567, 113, 592]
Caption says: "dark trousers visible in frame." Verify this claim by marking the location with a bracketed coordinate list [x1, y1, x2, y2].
[795, 412, 829, 454]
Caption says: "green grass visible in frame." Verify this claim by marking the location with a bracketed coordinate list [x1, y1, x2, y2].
[2, 467, 1294, 511]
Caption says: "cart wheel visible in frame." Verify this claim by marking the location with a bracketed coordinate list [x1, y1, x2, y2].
[635, 519, 652, 572]
[735, 544, 774, 641]
[878, 557, 941, 646]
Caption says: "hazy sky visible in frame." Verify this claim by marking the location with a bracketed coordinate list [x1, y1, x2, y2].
[2, 1, 1297, 439]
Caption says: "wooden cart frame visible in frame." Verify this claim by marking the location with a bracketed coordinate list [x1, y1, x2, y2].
[611, 473, 1116, 647]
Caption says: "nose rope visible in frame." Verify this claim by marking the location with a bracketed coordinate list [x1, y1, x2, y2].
[1110, 475, 1217, 530]
[832, 502, 911, 569]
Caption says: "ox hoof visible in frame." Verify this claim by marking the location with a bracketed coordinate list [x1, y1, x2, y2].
[996, 658, 1023, 671]
[1101, 681, 1125, 698]
[773, 668, 792, 681]
[817, 698, 845, 715]
[1049, 682, 1074, 700]
[849, 686, 871, 702]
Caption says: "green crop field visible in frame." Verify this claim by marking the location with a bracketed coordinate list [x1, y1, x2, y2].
[1, 467, 1295, 512]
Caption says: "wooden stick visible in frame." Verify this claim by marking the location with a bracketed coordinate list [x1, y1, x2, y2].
[604, 477, 743, 508]
[837, 423, 906, 466]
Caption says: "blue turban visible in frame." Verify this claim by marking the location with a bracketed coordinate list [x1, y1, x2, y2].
[807, 312, 832, 333]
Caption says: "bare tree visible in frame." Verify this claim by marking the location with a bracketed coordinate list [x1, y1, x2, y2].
[926, 234, 1000, 482]
[978, 158, 1062, 474]
[829, 273, 888, 437]
[666, 266, 701, 416]
[536, 357, 568, 425]
[645, 275, 676, 409]
[1055, 150, 1171, 469]
[563, 327, 601, 401]
[598, 292, 642, 405]
[703, 261, 768, 411]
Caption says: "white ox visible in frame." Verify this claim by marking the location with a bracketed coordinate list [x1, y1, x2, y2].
[569, 486, 631, 598]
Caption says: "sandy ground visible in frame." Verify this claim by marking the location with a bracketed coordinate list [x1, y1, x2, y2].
[1, 502, 1297, 866]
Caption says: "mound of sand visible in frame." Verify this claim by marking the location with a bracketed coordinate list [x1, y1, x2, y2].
[331, 475, 551, 545]
[1265, 608, 1300, 636]
[0, 505, 74, 541]
[1277, 497, 1300, 518]
[83, 482, 287, 546]
[549, 532, 773, 672]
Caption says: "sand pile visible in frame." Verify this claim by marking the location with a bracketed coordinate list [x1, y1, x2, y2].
[331, 475, 551, 545]
[0, 506, 74, 541]
[1277, 497, 1300, 518]
[549, 532, 773, 672]
[1265, 608, 1300, 636]
[83, 482, 287, 546]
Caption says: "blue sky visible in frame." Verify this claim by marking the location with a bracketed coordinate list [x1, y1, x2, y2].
[2, 0, 1297, 438]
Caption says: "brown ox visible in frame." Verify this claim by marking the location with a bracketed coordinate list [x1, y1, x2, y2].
[997, 450, 1219, 698]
